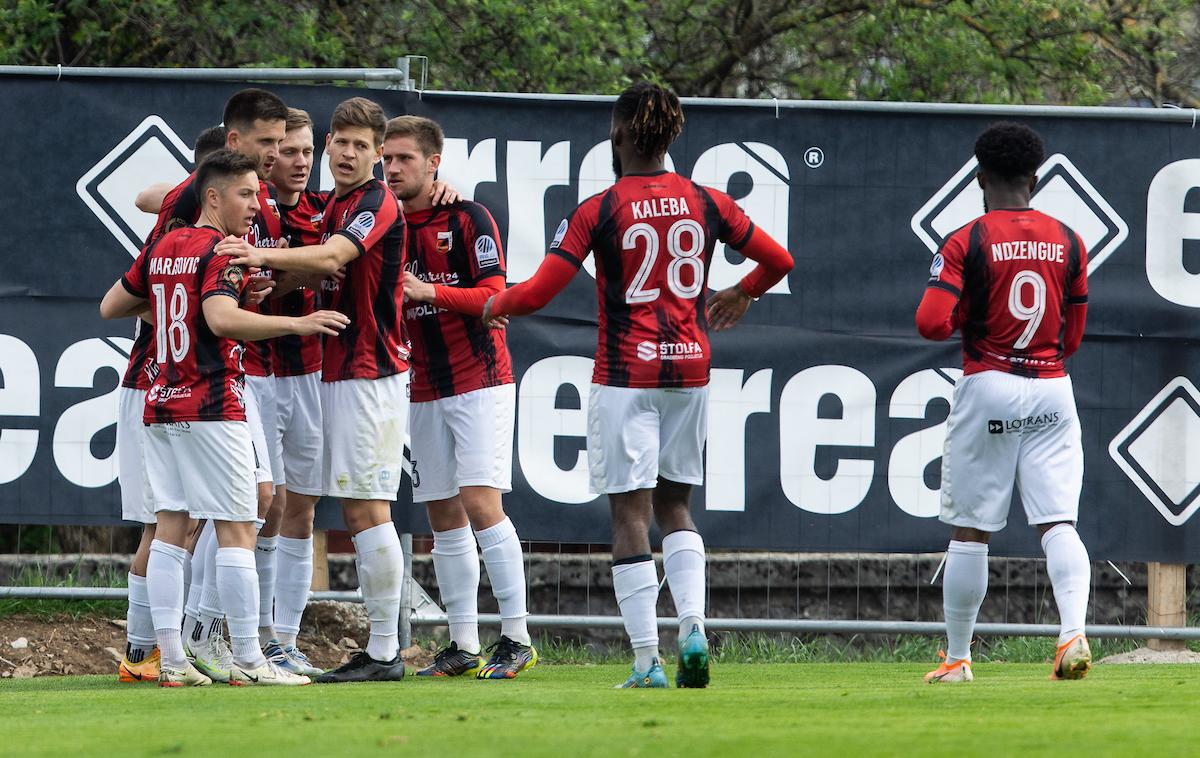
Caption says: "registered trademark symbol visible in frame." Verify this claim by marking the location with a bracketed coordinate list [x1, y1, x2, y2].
[804, 147, 824, 168]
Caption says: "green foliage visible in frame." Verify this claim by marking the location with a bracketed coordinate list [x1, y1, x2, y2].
[0, 2, 1197, 106]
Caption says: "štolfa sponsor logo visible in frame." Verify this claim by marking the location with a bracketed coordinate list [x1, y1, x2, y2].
[147, 384, 192, 404]
[636, 340, 705, 362]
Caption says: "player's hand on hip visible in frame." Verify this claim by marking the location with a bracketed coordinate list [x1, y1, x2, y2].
[402, 271, 435, 302]
[430, 180, 461, 206]
[481, 295, 509, 330]
[294, 310, 350, 336]
[706, 285, 753, 331]
[217, 236, 263, 268]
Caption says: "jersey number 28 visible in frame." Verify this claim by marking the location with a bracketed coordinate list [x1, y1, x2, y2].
[152, 282, 191, 363]
[623, 220, 706, 304]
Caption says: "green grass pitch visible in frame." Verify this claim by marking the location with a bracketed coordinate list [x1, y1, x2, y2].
[0, 662, 1193, 756]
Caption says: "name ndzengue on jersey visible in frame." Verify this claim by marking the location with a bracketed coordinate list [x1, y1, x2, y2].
[319, 179, 408, 382]
[928, 208, 1088, 378]
[551, 171, 754, 388]
[121, 226, 251, 424]
[403, 201, 513, 402]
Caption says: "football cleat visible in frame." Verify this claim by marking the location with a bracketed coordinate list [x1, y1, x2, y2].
[616, 660, 668, 689]
[1051, 634, 1092, 681]
[229, 660, 311, 686]
[314, 651, 406, 683]
[159, 661, 212, 688]
[118, 648, 160, 683]
[415, 641, 483, 677]
[924, 651, 974, 683]
[675, 624, 710, 688]
[264, 640, 323, 677]
[476, 636, 538, 680]
[190, 634, 236, 683]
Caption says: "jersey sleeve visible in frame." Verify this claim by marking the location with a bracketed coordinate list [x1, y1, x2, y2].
[703, 187, 756, 248]
[332, 183, 400, 257]
[927, 225, 969, 298]
[547, 194, 603, 269]
[120, 240, 157, 298]
[461, 202, 506, 283]
[1068, 232, 1089, 304]
[150, 181, 201, 247]
[201, 253, 248, 302]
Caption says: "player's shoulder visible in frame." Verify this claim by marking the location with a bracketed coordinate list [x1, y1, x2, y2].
[453, 199, 499, 229]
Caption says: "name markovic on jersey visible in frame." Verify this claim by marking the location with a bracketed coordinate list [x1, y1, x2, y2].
[990, 240, 1065, 263]
[631, 196, 691, 221]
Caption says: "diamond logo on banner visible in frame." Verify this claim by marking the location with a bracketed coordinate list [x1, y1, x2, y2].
[76, 116, 194, 258]
[910, 154, 1128, 276]
[1109, 377, 1200, 526]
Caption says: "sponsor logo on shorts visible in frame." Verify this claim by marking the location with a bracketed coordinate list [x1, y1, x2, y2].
[987, 412, 1061, 434]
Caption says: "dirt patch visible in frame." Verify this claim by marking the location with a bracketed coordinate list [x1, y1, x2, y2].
[0, 602, 434, 679]
[1099, 647, 1200, 665]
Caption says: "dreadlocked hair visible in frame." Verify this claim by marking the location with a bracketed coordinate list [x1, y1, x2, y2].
[613, 82, 684, 158]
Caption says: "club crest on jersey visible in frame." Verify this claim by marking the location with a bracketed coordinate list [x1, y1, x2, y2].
[346, 211, 375, 241]
[309, 211, 324, 231]
[165, 216, 188, 233]
[551, 219, 569, 249]
[475, 235, 500, 268]
[266, 198, 280, 219]
[436, 231, 453, 254]
[221, 264, 245, 291]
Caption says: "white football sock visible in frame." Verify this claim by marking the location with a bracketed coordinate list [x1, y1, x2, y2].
[183, 521, 217, 636]
[147, 540, 189, 669]
[662, 530, 706, 639]
[612, 558, 659, 671]
[1042, 524, 1091, 644]
[942, 540, 988, 663]
[196, 571, 223, 647]
[216, 546, 267, 669]
[475, 518, 530, 646]
[432, 525, 481, 654]
[255, 534, 278, 645]
[355, 523, 404, 662]
[125, 572, 156, 661]
[180, 551, 192, 624]
[274, 535, 313, 647]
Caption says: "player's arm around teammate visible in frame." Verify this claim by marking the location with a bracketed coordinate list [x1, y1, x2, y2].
[220, 98, 413, 683]
[385, 115, 533, 679]
[916, 122, 1091, 685]
[486, 83, 792, 689]
[104, 150, 346, 688]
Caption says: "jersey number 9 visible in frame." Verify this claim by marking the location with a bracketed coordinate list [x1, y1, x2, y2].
[1008, 270, 1047, 350]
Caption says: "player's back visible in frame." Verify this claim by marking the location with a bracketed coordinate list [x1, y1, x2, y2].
[943, 208, 1087, 377]
[142, 225, 247, 423]
[555, 171, 753, 388]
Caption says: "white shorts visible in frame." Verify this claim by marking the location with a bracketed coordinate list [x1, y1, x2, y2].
[940, 371, 1083, 532]
[117, 387, 154, 524]
[587, 384, 708, 495]
[143, 420, 258, 522]
[321, 373, 409, 501]
[245, 374, 283, 488]
[409, 384, 515, 503]
[275, 371, 323, 497]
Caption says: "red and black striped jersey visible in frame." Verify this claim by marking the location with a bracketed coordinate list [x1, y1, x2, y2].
[928, 208, 1088, 378]
[121, 175, 282, 386]
[120, 172, 200, 391]
[404, 201, 513, 402]
[319, 179, 408, 382]
[271, 190, 330, 376]
[121, 226, 250, 423]
[240, 181, 285, 378]
[551, 171, 754, 388]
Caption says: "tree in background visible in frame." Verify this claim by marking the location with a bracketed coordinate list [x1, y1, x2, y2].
[1, 0, 1196, 105]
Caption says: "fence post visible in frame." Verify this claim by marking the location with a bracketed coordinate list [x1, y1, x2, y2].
[310, 530, 329, 592]
[1147, 562, 1186, 651]
[399, 533, 413, 650]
